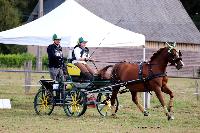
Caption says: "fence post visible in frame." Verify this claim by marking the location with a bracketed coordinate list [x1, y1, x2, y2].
[24, 61, 32, 94]
[193, 66, 196, 78]
[195, 80, 199, 101]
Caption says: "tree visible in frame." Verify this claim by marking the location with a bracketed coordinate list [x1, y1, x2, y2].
[10, 0, 38, 22]
[0, 44, 27, 54]
[180, 0, 200, 30]
[0, 0, 21, 31]
[180, 0, 200, 15]
[0, 0, 37, 54]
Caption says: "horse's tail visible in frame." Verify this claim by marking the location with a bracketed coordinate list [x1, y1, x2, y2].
[98, 65, 113, 79]
[102, 65, 113, 71]
[99, 65, 113, 74]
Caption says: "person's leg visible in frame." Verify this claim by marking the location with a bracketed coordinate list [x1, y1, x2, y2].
[75, 63, 93, 80]
[49, 67, 57, 80]
[84, 64, 95, 75]
[75, 63, 89, 73]
[57, 68, 64, 82]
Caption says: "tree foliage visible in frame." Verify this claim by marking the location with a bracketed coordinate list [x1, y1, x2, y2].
[180, 0, 200, 30]
[0, 0, 37, 54]
[0, 0, 21, 31]
[0, 0, 38, 31]
[0, 44, 27, 54]
[11, 0, 38, 22]
[0, 0, 199, 54]
[180, 0, 200, 15]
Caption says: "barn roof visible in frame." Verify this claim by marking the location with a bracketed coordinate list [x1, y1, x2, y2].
[29, 0, 200, 44]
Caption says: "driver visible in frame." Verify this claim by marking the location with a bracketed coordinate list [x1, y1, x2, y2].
[71, 37, 95, 81]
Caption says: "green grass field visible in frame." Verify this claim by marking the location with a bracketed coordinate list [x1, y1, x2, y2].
[0, 72, 200, 133]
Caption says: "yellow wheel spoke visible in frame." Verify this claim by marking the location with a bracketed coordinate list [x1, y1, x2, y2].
[39, 104, 46, 112]
[70, 93, 82, 113]
[37, 94, 52, 113]
[75, 104, 80, 112]
[99, 100, 111, 114]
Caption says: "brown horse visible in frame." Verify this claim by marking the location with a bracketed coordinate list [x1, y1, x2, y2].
[109, 43, 184, 120]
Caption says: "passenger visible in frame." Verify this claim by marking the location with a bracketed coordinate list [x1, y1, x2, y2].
[72, 37, 95, 81]
[47, 34, 66, 81]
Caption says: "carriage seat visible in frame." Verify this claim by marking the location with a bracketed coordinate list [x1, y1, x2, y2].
[39, 79, 55, 90]
[66, 63, 81, 76]
[66, 63, 87, 82]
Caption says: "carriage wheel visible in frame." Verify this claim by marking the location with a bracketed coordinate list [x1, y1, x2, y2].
[96, 93, 119, 116]
[63, 90, 87, 117]
[34, 89, 55, 115]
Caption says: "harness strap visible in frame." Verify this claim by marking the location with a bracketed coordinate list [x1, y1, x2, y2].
[137, 62, 167, 93]
[138, 62, 143, 80]
[145, 73, 167, 81]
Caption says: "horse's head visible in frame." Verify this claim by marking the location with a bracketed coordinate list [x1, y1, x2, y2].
[166, 42, 184, 70]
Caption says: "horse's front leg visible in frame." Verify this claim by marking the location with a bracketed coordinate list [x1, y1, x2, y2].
[110, 86, 120, 115]
[154, 87, 173, 120]
[130, 91, 149, 116]
[161, 85, 174, 119]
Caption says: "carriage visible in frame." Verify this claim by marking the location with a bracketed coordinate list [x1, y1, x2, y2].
[34, 42, 184, 120]
[33, 63, 119, 117]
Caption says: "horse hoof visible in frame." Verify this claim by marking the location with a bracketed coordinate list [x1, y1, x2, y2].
[168, 115, 175, 120]
[111, 114, 117, 118]
[144, 111, 149, 116]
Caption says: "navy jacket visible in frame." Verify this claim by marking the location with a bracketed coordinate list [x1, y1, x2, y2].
[47, 44, 64, 68]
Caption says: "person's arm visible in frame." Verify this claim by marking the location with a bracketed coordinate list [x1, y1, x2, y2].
[47, 45, 56, 59]
[86, 50, 94, 62]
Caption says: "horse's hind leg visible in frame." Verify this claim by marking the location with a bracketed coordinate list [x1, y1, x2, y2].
[130, 91, 148, 116]
[110, 86, 120, 115]
[161, 85, 174, 118]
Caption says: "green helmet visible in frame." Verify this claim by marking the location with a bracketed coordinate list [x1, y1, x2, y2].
[78, 37, 87, 44]
[52, 34, 61, 40]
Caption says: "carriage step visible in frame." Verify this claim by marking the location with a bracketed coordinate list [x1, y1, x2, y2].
[55, 102, 63, 105]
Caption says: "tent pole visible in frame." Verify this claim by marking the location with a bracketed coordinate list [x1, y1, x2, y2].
[143, 45, 150, 110]
[36, 0, 43, 71]
[39, 0, 44, 17]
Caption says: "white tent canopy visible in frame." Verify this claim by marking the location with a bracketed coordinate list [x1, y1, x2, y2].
[0, 0, 145, 47]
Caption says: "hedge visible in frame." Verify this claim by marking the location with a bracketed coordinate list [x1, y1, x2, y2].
[0, 53, 48, 68]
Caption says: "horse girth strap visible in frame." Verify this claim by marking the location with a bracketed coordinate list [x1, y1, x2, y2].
[138, 62, 167, 81]
[145, 73, 167, 81]
[137, 62, 167, 93]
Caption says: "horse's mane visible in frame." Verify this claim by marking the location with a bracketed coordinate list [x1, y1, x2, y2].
[150, 47, 166, 62]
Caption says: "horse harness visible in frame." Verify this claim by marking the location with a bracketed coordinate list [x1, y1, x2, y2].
[118, 62, 167, 94]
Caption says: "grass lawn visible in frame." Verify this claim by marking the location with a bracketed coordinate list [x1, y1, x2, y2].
[0, 72, 200, 133]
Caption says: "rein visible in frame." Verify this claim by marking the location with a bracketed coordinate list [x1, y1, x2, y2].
[94, 60, 126, 64]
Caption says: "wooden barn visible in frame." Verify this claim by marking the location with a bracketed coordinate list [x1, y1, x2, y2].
[28, 0, 200, 77]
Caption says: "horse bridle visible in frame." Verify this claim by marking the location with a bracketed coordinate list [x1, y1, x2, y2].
[168, 48, 183, 65]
